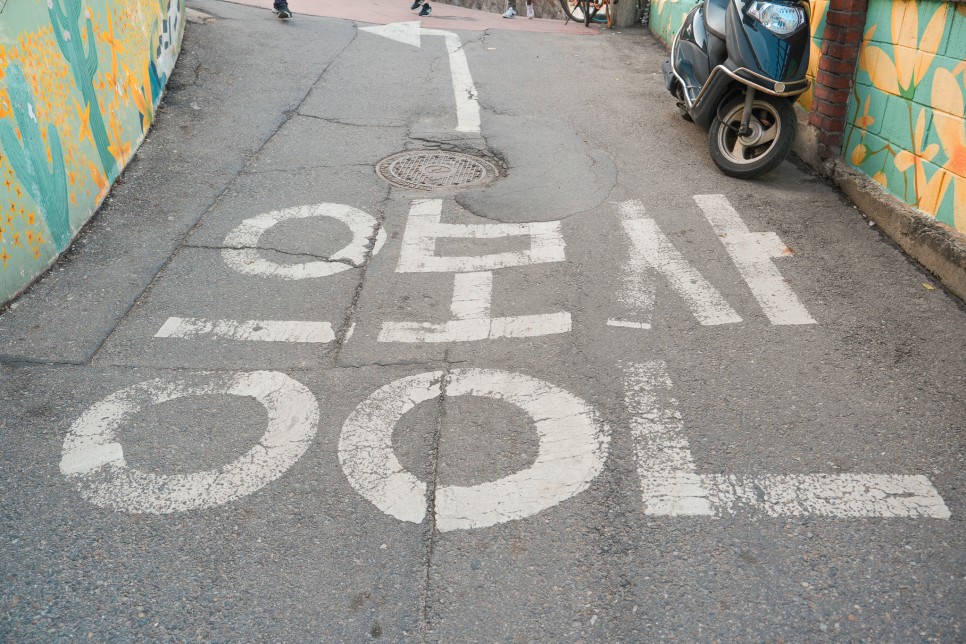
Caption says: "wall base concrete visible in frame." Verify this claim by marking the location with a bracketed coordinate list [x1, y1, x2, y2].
[792, 107, 966, 303]
[831, 163, 966, 302]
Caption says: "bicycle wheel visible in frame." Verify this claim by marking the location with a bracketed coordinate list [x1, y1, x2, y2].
[558, 0, 586, 22]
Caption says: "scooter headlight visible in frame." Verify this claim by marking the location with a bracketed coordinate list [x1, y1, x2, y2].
[746, 1, 805, 35]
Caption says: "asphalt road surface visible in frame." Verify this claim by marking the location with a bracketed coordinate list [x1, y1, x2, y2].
[1, 1, 963, 640]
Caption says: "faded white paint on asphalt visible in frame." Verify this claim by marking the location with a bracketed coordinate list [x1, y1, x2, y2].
[623, 361, 950, 519]
[338, 369, 610, 531]
[155, 317, 336, 343]
[222, 203, 386, 279]
[694, 194, 817, 325]
[381, 199, 570, 342]
[360, 22, 481, 133]
[60, 371, 320, 514]
[619, 205, 743, 326]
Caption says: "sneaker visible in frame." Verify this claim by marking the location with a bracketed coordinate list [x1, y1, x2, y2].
[410, 0, 421, 9]
[273, 2, 291, 18]
[418, 2, 431, 16]
[526, 3, 534, 17]
[502, 7, 516, 18]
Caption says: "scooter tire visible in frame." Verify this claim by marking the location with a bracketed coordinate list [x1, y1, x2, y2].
[678, 105, 694, 122]
[708, 95, 796, 180]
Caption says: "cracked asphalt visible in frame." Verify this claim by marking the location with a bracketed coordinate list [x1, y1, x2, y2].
[1, 1, 964, 640]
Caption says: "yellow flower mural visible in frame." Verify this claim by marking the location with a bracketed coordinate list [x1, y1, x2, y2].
[846, 0, 965, 233]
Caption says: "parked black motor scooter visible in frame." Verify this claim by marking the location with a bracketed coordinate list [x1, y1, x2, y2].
[662, 0, 810, 179]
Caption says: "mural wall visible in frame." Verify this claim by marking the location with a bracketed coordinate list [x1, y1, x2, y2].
[649, 0, 964, 234]
[0, 0, 185, 304]
[845, 0, 965, 232]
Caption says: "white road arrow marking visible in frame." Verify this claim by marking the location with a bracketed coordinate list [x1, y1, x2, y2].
[361, 21, 481, 134]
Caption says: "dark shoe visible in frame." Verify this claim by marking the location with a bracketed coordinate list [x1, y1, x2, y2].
[418, 2, 431, 15]
[274, 2, 292, 18]
[410, 0, 421, 9]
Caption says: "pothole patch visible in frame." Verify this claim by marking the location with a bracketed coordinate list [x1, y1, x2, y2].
[376, 150, 500, 191]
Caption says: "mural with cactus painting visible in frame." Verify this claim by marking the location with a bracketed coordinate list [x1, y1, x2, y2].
[0, 0, 185, 304]
[845, 0, 965, 232]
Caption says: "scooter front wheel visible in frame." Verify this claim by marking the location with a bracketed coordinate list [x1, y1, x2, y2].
[708, 95, 796, 179]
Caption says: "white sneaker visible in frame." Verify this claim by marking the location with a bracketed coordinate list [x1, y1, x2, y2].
[526, 4, 534, 17]
[502, 7, 516, 18]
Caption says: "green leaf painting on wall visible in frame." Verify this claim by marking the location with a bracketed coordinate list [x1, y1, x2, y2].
[0, 64, 71, 250]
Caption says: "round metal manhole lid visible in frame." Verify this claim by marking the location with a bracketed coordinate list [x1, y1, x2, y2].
[376, 150, 500, 191]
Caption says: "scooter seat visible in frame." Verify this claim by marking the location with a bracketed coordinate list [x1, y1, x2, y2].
[704, 0, 728, 40]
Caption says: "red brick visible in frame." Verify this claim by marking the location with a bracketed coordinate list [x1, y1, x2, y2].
[826, 133, 844, 146]
[813, 85, 849, 104]
[824, 42, 861, 60]
[819, 73, 855, 90]
[817, 102, 849, 119]
[827, 11, 868, 28]
[822, 58, 857, 76]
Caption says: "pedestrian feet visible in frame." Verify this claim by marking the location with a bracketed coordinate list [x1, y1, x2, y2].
[273, 1, 291, 19]
[412, 1, 432, 16]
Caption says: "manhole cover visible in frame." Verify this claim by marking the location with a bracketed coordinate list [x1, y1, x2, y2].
[376, 151, 500, 191]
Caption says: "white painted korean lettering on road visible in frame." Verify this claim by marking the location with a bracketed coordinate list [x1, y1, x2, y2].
[338, 369, 610, 531]
[155, 203, 385, 344]
[610, 197, 815, 328]
[380, 199, 571, 342]
[621, 360, 949, 519]
[60, 371, 320, 514]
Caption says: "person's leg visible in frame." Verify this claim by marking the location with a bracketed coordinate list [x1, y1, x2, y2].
[273, 0, 291, 18]
[526, 0, 534, 18]
[503, 0, 517, 18]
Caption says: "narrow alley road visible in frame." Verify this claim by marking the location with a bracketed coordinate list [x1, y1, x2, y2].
[1, 1, 963, 640]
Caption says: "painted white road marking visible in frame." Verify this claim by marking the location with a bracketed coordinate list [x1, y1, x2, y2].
[611, 201, 657, 329]
[339, 369, 610, 531]
[60, 371, 319, 514]
[155, 317, 335, 343]
[619, 204, 742, 326]
[623, 361, 950, 519]
[704, 474, 950, 518]
[381, 199, 570, 342]
[222, 203, 386, 280]
[694, 194, 816, 325]
[396, 199, 565, 273]
[607, 319, 652, 330]
[360, 22, 481, 133]
[380, 271, 571, 342]
[623, 361, 713, 515]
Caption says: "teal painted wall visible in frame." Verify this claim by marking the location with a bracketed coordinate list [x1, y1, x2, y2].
[0, 0, 185, 304]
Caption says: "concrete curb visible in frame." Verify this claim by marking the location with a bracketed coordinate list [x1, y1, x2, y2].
[792, 111, 966, 303]
[831, 162, 966, 302]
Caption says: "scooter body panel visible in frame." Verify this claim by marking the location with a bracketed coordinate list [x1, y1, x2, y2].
[666, 0, 810, 128]
[726, 0, 810, 84]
